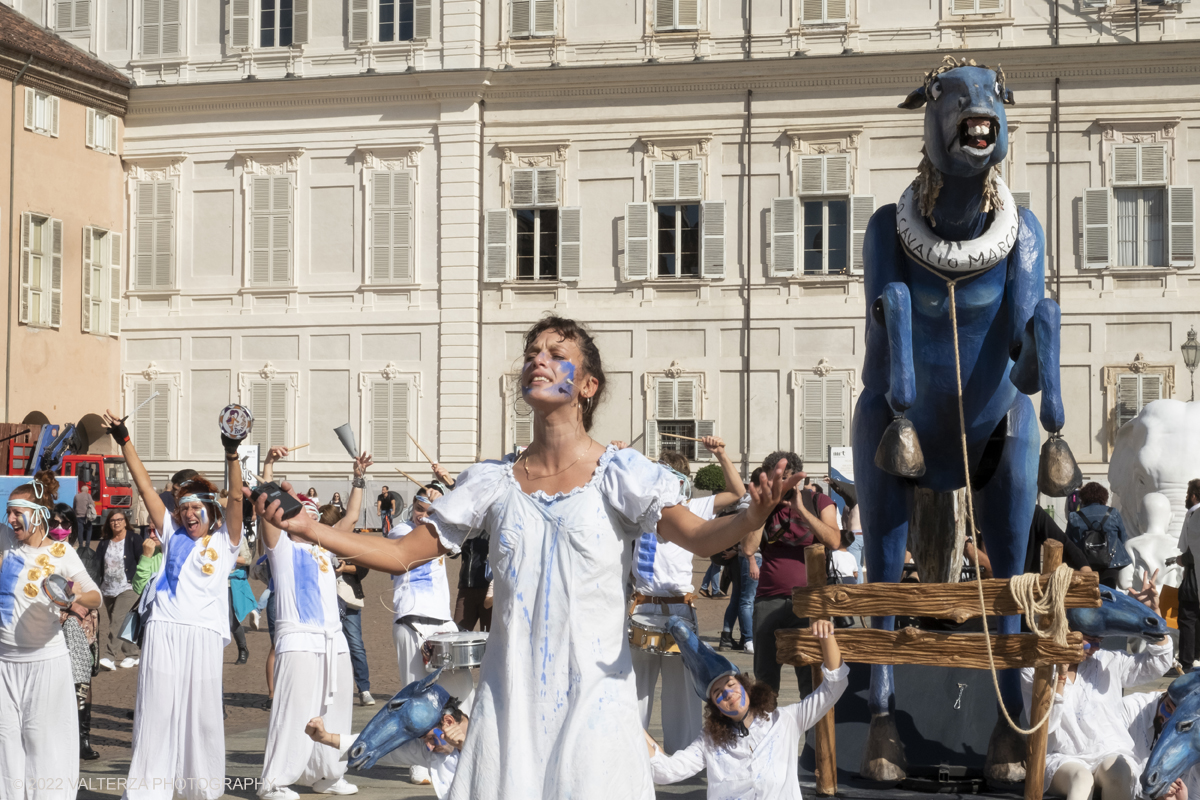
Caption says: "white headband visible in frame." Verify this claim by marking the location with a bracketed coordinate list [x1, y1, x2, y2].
[7, 499, 50, 528]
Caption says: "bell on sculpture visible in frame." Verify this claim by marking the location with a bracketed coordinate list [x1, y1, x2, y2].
[874, 416, 926, 479]
[1038, 433, 1083, 498]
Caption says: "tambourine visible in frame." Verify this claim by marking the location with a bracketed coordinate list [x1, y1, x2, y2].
[42, 574, 76, 608]
[218, 404, 254, 441]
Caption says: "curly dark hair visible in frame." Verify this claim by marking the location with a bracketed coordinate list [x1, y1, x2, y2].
[1079, 481, 1109, 507]
[702, 673, 778, 750]
[173, 474, 224, 532]
[762, 451, 802, 475]
[521, 315, 607, 432]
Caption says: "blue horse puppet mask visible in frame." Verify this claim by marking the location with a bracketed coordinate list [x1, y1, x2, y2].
[1066, 585, 1169, 641]
[347, 667, 451, 770]
[1143, 688, 1200, 799]
[666, 615, 739, 700]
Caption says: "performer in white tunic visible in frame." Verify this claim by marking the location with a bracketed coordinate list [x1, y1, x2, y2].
[104, 410, 244, 800]
[0, 472, 101, 800]
[628, 442, 745, 754]
[258, 450, 358, 799]
[250, 316, 803, 800]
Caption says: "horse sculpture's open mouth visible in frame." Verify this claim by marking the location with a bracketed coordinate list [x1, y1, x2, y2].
[957, 115, 997, 157]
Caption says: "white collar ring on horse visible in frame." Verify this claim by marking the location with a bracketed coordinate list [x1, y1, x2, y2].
[852, 57, 1083, 784]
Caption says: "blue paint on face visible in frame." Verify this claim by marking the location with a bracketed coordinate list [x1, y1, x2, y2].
[556, 361, 576, 396]
[293, 546, 324, 626]
[0, 552, 27, 626]
[157, 531, 198, 597]
[716, 685, 746, 717]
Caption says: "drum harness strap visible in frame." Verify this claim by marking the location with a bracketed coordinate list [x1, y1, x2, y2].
[629, 592, 695, 616]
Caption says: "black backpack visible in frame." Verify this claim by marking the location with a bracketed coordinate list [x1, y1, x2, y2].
[1068, 508, 1114, 570]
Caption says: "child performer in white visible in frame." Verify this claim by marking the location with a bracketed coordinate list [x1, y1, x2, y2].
[258, 446, 365, 799]
[250, 316, 802, 800]
[103, 410, 244, 800]
[645, 617, 847, 798]
[626, 441, 746, 754]
[0, 472, 101, 800]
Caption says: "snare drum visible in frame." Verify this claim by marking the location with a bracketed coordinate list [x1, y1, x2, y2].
[628, 613, 685, 656]
[424, 631, 489, 672]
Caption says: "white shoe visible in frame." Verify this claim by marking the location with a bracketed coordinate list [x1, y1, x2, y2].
[249, 610, 261, 631]
[744, 640, 755, 655]
[312, 778, 358, 795]
[99, 658, 117, 671]
[118, 657, 138, 669]
[409, 765, 432, 785]
[359, 691, 375, 706]
[259, 788, 299, 800]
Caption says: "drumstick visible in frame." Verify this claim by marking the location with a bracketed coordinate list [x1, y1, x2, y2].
[127, 391, 160, 418]
[408, 434, 435, 465]
[659, 431, 704, 443]
[288, 443, 310, 452]
[395, 467, 426, 487]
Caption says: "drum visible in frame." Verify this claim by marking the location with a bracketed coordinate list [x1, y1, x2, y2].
[42, 574, 76, 608]
[628, 613, 684, 656]
[424, 631, 489, 672]
[218, 404, 254, 440]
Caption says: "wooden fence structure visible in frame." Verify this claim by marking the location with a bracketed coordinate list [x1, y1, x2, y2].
[777, 540, 1101, 800]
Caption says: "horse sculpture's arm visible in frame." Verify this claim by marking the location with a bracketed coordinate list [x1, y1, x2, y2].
[862, 205, 916, 414]
[1006, 208, 1065, 433]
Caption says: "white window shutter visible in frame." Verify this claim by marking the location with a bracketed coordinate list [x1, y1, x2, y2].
[49, 97, 59, 138]
[849, 195, 874, 273]
[558, 207, 582, 282]
[535, 168, 558, 206]
[694, 420, 715, 460]
[533, 0, 555, 36]
[656, 379, 676, 419]
[825, 0, 848, 21]
[106, 115, 118, 154]
[133, 382, 153, 455]
[801, 0, 823, 22]
[155, 182, 174, 287]
[676, 379, 696, 419]
[48, 219, 63, 328]
[57, 0, 73, 29]
[349, 0, 371, 43]
[372, 382, 391, 458]
[1141, 144, 1168, 186]
[1084, 188, 1112, 268]
[700, 200, 725, 279]
[511, 0, 532, 37]
[655, 0, 674, 29]
[150, 383, 170, 459]
[653, 162, 677, 202]
[135, 183, 155, 288]
[81, 226, 94, 333]
[513, 393, 533, 449]
[392, 383, 410, 460]
[251, 176, 272, 284]
[770, 196, 799, 277]
[414, 0, 432, 38]
[624, 203, 653, 280]
[394, 172, 414, 283]
[511, 169, 536, 207]
[1112, 144, 1140, 186]
[644, 418, 659, 460]
[229, 0, 252, 47]
[161, 0, 181, 54]
[952, 0, 976, 10]
[24, 89, 35, 131]
[799, 156, 825, 196]
[268, 382, 287, 447]
[824, 155, 851, 195]
[19, 214, 31, 324]
[109, 231, 122, 336]
[676, 0, 699, 28]
[372, 171, 394, 283]
[484, 209, 512, 282]
[1117, 374, 1139, 428]
[677, 161, 702, 201]
[142, 0, 160, 56]
[270, 175, 292, 285]
[802, 376, 826, 463]
[977, 0, 1002, 11]
[1169, 186, 1195, 268]
[1143, 373, 1163, 407]
[86, 108, 96, 150]
[1011, 191, 1031, 210]
[824, 375, 847, 452]
[292, 0, 309, 44]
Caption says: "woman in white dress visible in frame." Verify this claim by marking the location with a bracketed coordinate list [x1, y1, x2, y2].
[102, 410, 244, 800]
[1, 471, 102, 800]
[251, 316, 801, 800]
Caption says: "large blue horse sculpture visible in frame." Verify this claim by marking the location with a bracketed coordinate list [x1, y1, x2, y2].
[852, 57, 1080, 781]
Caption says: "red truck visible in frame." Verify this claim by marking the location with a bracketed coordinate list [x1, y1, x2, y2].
[4, 425, 134, 521]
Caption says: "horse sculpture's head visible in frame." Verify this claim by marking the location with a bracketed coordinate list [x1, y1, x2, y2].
[1143, 688, 1200, 799]
[900, 58, 1013, 180]
[347, 667, 450, 770]
[1066, 585, 1170, 642]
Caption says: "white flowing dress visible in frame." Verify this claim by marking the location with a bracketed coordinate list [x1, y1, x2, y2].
[425, 446, 684, 800]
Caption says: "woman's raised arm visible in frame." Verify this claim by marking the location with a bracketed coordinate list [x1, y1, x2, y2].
[103, 409, 166, 533]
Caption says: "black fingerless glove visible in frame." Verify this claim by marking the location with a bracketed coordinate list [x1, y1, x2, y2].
[107, 418, 131, 446]
[221, 433, 242, 457]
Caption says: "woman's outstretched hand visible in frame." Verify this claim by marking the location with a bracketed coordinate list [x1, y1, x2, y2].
[744, 461, 805, 528]
[244, 480, 316, 541]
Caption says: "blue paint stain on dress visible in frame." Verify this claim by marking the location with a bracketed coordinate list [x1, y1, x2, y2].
[634, 532, 656, 583]
[293, 546, 324, 626]
[0, 552, 26, 627]
[408, 562, 434, 587]
[156, 531, 198, 597]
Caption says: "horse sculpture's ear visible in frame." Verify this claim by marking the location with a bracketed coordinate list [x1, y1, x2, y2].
[899, 86, 927, 110]
[1004, 89, 1016, 106]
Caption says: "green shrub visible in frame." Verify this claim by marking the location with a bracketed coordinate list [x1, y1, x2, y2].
[693, 464, 725, 493]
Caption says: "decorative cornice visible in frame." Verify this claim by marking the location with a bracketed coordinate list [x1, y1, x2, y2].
[238, 147, 305, 175]
[258, 361, 278, 381]
[640, 134, 712, 161]
[813, 357, 833, 378]
[664, 360, 685, 379]
[1098, 117, 1180, 143]
[785, 126, 863, 154]
[356, 143, 424, 170]
[381, 361, 401, 381]
[499, 141, 571, 166]
[124, 152, 188, 181]
[142, 361, 161, 381]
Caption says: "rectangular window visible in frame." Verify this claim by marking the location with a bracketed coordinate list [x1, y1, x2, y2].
[801, 375, 849, 464]
[371, 381, 410, 461]
[802, 199, 849, 275]
[379, 0, 413, 40]
[654, 0, 699, 31]
[82, 226, 122, 337]
[141, 0, 182, 57]
[800, 0, 848, 23]
[23, 89, 59, 138]
[132, 381, 171, 460]
[1116, 373, 1163, 429]
[1115, 188, 1166, 268]
[135, 181, 175, 289]
[86, 108, 118, 154]
[56, 0, 91, 32]
[260, 0, 293, 47]
[372, 170, 415, 284]
[19, 214, 63, 328]
[515, 209, 559, 280]
[951, 0, 1002, 13]
[250, 175, 292, 286]
[646, 377, 715, 461]
[248, 380, 288, 450]
[656, 204, 700, 278]
[511, 0, 555, 38]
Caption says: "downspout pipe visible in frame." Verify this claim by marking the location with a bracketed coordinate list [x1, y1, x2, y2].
[6, 53, 34, 424]
[1054, 76, 1062, 305]
[743, 89, 752, 478]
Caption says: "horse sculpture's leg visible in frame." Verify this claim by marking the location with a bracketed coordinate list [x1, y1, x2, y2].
[973, 394, 1038, 783]
[873, 283, 926, 479]
[853, 389, 912, 782]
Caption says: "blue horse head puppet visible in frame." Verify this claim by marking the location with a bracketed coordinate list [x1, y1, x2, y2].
[667, 615, 739, 701]
[347, 666, 451, 770]
[1143, 685, 1200, 799]
[1066, 585, 1169, 641]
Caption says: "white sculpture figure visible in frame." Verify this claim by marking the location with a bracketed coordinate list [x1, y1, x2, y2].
[1109, 399, 1200, 590]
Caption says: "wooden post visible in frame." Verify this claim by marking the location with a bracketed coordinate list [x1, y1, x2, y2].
[1024, 539, 1063, 800]
[805, 543, 838, 797]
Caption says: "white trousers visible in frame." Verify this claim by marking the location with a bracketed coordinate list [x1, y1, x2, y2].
[124, 622, 225, 800]
[631, 649, 703, 754]
[392, 622, 476, 705]
[0, 654, 79, 800]
[259, 651, 353, 794]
